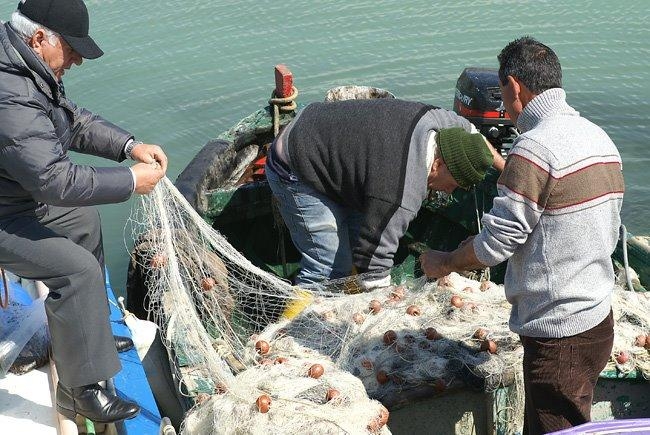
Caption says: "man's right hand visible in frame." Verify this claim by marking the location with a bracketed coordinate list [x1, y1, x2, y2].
[131, 162, 166, 194]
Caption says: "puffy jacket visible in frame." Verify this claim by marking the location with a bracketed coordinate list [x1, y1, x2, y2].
[0, 22, 134, 219]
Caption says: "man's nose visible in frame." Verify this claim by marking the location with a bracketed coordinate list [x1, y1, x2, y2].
[72, 51, 83, 66]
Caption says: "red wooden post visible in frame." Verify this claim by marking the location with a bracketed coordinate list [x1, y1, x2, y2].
[274, 64, 293, 98]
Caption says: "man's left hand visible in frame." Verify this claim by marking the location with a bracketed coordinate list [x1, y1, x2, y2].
[131, 143, 168, 173]
[420, 235, 487, 279]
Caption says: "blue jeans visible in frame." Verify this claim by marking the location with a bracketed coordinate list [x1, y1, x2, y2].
[266, 164, 362, 285]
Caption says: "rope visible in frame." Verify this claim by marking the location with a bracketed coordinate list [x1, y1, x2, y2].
[473, 187, 490, 282]
[269, 85, 298, 137]
[0, 268, 8, 309]
[271, 196, 289, 277]
[268, 84, 299, 273]
[619, 224, 635, 292]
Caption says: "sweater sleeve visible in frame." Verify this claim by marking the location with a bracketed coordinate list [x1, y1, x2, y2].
[473, 140, 558, 266]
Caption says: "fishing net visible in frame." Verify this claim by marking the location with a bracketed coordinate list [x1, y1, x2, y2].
[0, 274, 50, 376]
[127, 177, 650, 434]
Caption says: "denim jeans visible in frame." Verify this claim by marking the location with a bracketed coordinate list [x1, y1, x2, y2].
[266, 163, 362, 285]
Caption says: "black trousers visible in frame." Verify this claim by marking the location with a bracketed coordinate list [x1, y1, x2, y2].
[520, 310, 614, 435]
[0, 205, 120, 387]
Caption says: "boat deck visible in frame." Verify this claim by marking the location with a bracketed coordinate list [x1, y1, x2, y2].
[0, 364, 57, 434]
[0, 273, 162, 434]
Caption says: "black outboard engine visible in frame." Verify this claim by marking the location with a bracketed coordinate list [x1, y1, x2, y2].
[453, 67, 517, 152]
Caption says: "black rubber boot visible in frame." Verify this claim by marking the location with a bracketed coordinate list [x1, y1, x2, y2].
[56, 382, 140, 423]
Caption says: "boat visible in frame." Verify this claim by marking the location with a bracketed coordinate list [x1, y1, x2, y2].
[125, 65, 650, 434]
[0, 269, 171, 435]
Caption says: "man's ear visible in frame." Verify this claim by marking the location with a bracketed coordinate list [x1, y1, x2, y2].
[28, 29, 47, 54]
[509, 75, 536, 106]
[432, 155, 444, 171]
[507, 75, 521, 100]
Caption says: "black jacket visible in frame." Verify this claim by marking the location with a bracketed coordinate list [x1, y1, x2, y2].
[0, 22, 133, 219]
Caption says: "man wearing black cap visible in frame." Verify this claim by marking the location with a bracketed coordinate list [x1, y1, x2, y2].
[0, 0, 168, 423]
[265, 98, 504, 289]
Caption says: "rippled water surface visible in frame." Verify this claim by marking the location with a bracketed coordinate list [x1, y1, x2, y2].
[3, 0, 648, 294]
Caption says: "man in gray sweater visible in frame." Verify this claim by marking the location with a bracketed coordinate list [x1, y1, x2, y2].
[420, 37, 624, 434]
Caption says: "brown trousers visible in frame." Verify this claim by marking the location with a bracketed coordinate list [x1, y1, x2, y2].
[520, 311, 614, 435]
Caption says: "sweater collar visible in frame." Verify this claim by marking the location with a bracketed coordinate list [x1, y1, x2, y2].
[516, 88, 577, 133]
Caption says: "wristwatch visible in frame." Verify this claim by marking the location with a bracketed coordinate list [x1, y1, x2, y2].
[124, 139, 143, 160]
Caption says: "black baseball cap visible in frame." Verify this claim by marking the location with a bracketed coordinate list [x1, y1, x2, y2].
[18, 0, 103, 59]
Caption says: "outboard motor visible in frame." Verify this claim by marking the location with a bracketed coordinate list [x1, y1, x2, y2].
[453, 67, 517, 152]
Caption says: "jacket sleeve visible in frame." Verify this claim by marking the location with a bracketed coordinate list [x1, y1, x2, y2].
[353, 196, 417, 277]
[0, 95, 134, 206]
[473, 139, 558, 266]
[65, 98, 133, 162]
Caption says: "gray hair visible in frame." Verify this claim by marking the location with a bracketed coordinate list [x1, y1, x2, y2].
[10, 10, 59, 46]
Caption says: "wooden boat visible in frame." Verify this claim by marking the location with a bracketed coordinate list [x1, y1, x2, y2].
[137, 65, 649, 434]
[0, 270, 169, 435]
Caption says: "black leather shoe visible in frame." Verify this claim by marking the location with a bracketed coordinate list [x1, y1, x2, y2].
[56, 382, 140, 423]
[114, 335, 134, 353]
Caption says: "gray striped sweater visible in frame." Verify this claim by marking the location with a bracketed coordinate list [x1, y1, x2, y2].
[473, 88, 624, 338]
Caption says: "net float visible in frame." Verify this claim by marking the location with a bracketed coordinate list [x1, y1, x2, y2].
[150, 253, 167, 268]
[480, 339, 498, 354]
[406, 305, 421, 316]
[473, 328, 489, 340]
[634, 334, 646, 347]
[255, 340, 270, 355]
[425, 327, 440, 340]
[376, 370, 389, 384]
[369, 299, 382, 314]
[201, 276, 216, 291]
[326, 388, 340, 402]
[367, 405, 389, 432]
[308, 363, 324, 379]
[383, 330, 397, 345]
[256, 394, 271, 413]
[480, 281, 493, 291]
[390, 286, 405, 300]
[352, 312, 365, 324]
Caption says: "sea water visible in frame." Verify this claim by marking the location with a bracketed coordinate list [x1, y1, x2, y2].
[1, 0, 648, 296]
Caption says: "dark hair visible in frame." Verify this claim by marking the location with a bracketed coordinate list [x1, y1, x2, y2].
[497, 36, 562, 94]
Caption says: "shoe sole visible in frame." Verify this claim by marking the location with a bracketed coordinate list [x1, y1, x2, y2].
[56, 405, 140, 423]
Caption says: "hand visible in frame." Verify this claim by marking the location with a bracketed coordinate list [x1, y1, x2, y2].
[457, 235, 475, 249]
[131, 143, 168, 173]
[131, 162, 165, 194]
[419, 249, 452, 279]
[482, 137, 506, 172]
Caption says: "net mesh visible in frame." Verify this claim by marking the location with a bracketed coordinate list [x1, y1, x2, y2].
[127, 177, 650, 434]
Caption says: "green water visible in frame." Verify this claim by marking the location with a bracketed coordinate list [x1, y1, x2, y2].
[2, 0, 648, 296]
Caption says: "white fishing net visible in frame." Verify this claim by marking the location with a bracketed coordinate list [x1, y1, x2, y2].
[127, 177, 650, 434]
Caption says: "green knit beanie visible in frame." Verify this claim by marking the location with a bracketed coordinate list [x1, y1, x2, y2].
[436, 128, 494, 189]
